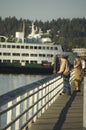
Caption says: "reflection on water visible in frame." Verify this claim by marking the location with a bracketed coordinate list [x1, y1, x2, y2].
[0, 74, 47, 95]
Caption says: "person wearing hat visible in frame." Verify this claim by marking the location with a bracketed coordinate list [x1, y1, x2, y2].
[57, 55, 71, 95]
[74, 56, 82, 92]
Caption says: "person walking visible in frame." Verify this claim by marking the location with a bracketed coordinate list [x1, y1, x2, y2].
[57, 55, 71, 95]
[74, 56, 82, 92]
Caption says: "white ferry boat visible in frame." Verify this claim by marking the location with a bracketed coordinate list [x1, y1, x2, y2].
[0, 41, 76, 74]
[0, 41, 59, 73]
[0, 22, 76, 74]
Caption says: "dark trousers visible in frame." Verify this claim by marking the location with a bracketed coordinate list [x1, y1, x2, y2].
[62, 74, 71, 93]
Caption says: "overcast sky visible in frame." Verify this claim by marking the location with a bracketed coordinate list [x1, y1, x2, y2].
[0, 0, 86, 21]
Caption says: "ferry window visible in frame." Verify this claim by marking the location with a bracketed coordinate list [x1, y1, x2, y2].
[12, 53, 20, 56]
[47, 47, 49, 50]
[38, 46, 41, 49]
[3, 60, 7, 63]
[34, 54, 37, 57]
[30, 54, 37, 57]
[0, 45, 1, 48]
[43, 46, 45, 49]
[22, 54, 25, 56]
[39, 54, 42, 57]
[30, 46, 33, 49]
[3, 60, 10, 63]
[26, 61, 29, 63]
[12, 53, 15, 56]
[21, 60, 24, 62]
[7, 45, 11, 48]
[8, 53, 11, 56]
[2, 45, 6, 48]
[12, 45, 15, 48]
[22, 53, 29, 56]
[51, 54, 53, 57]
[43, 54, 45, 57]
[26, 54, 29, 56]
[50, 47, 53, 50]
[3, 53, 11, 56]
[25, 46, 29, 49]
[47, 54, 51, 57]
[34, 46, 37, 49]
[54, 47, 58, 50]
[17, 53, 20, 56]
[21, 46, 24, 49]
[3, 53, 6, 55]
[30, 54, 34, 57]
[7, 60, 10, 62]
[0, 53, 2, 55]
[16, 45, 20, 48]
[30, 61, 37, 63]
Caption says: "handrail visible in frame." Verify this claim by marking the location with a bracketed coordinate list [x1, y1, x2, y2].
[0, 74, 60, 105]
[0, 70, 75, 130]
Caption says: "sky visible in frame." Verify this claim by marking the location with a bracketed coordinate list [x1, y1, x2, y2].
[0, 0, 86, 21]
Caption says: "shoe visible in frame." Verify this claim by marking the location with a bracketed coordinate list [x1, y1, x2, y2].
[59, 92, 65, 95]
[60, 92, 71, 96]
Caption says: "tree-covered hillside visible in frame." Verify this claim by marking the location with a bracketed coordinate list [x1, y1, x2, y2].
[0, 16, 86, 48]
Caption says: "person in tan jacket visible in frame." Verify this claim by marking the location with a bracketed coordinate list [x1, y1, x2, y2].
[57, 55, 71, 95]
[74, 56, 82, 92]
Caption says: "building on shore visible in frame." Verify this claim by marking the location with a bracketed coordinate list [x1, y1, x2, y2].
[72, 48, 86, 59]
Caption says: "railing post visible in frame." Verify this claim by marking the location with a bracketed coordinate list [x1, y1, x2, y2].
[0, 107, 1, 129]
[7, 101, 13, 130]
[23, 93, 28, 130]
[15, 96, 21, 130]
[37, 85, 42, 118]
[28, 90, 33, 128]
[83, 76, 86, 129]
[33, 88, 38, 122]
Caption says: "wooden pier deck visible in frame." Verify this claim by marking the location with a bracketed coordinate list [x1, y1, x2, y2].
[29, 82, 83, 130]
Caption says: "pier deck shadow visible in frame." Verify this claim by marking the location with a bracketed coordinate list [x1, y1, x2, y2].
[29, 82, 83, 130]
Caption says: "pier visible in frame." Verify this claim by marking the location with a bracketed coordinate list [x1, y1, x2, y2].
[0, 70, 85, 130]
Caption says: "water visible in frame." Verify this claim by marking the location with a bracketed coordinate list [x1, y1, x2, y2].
[0, 74, 48, 96]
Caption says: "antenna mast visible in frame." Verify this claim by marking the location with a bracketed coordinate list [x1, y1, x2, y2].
[22, 21, 25, 43]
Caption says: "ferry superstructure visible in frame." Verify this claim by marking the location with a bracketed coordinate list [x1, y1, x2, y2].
[0, 41, 76, 74]
[0, 42, 62, 66]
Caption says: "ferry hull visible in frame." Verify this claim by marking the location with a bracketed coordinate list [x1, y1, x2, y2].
[0, 64, 53, 74]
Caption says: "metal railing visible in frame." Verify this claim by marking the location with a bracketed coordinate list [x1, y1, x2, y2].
[83, 76, 86, 130]
[0, 70, 75, 130]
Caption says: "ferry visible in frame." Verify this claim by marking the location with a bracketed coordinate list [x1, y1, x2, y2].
[0, 22, 76, 74]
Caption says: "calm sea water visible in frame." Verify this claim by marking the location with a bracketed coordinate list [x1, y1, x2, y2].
[0, 74, 48, 96]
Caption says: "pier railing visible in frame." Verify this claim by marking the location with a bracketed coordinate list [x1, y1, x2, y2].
[0, 70, 75, 130]
[83, 76, 86, 129]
